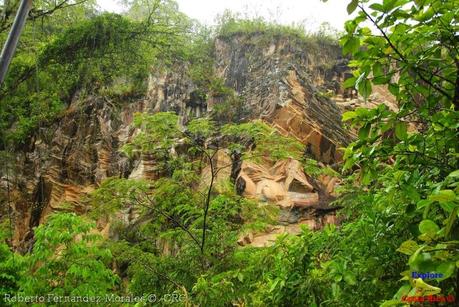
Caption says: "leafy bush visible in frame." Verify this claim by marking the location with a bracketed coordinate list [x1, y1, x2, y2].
[0, 240, 24, 300]
[339, 0, 459, 303]
[19, 213, 118, 296]
[0, 213, 117, 303]
[215, 10, 338, 47]
[0, 7, 187, 148]
[222, 120, 304, 162]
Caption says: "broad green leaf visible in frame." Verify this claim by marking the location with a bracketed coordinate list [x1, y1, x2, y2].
[382, 0, 398, 12]
[347, 0, 359, 14]
[344, 20, 357, 34]
[343, 77, 356, 89]
[355, 107, 370, 117]
[394, 284, 411, 299]
[397, 240, 419, 255]
[388, 83, 399, 96]
[343, 36, 360, 55]
[342, 111, 357, 121]
[355, 72, 366, 89]
[429, 190, 456, 203]
[372, 62, 389, 84]
[439, 202, 455, 213]
[408, 246, 426, 266]
[358, 123, 371, 140]
[436, 262, 455, 281]
[419, 220, 439, 235]
[372, 62, 384, 78]
[447, 170, 459, 178]
[369, 3, 384, 11]
[358, 79, 372, 100]
[415, 7, 434, 22]
[395, 122, 408, 140]
[416, 199, 432, 210]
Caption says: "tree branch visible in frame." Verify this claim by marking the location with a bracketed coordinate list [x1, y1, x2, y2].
[133, 194, 202, 250]
[358, 4, 453, 101]
[200, 148, 216, 254]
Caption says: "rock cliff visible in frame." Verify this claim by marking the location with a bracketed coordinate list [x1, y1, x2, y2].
[1, 32, 356, 250]
[214, 34, 349, 163]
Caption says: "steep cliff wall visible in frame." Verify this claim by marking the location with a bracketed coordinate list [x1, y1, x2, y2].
[214, 34, 349, 163]
[1, 33, 351, 250]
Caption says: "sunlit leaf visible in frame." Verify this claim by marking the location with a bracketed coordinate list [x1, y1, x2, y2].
[397, 240, 419, 255]
[419, 220, 439, 235]
[429, 190, 456, 203]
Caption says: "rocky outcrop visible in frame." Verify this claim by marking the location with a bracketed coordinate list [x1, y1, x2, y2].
[200, 150, 340, 247]
[334, 84, 398, 113]
[1, 32, 352, 250]
[238, 159, 315, 204]
[236, 158, 341, 247]
[214, 34, 350, 163]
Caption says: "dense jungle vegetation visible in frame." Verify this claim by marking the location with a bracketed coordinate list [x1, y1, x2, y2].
[0, 0, 458, 306]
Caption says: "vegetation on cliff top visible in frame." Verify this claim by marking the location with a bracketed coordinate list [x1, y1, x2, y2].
[0, 1, 340, 149]
[0, 0, 189, 148]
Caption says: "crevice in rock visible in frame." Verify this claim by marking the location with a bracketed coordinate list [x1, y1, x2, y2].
[30, 176, 51, 229]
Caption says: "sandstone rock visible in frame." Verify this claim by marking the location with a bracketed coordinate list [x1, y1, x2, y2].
[237, 232, 254, 246]
[214, 34, 350, 163]
[318, 174, 340, 195]
[250, 232, 279, 248]
[292, 193, 319, 208]
[242, 219, 318, 248]
[256, 179, 286, 202]
[238, 158, 314, 205]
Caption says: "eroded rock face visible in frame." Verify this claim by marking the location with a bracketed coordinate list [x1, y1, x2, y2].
[3, 97, 128, 250]
[214, 34, 349, 163]
[1, 33, 351, 250]
[200, 151, 340, 247]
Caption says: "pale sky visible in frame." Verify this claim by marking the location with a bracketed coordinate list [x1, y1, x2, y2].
[97, 0, 352, 31]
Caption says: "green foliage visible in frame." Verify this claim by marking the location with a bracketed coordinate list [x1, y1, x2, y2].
[182, 25, 215, 88]
[19, 213, 118, 296]
[222, 120, 304, 161]
[304, 158, 340, 178]
[0, 228, 24, 300]
[124, 112, 180, 157]
[89, 177, 151, 217]
[1, 2, 190, 148]
[188, 197, 410, 306]
[209, 78, 249, 124]
[93, 178, 273, 301]
[0, 213, 117, 303]
[215, 10, 338, 45]
[187, 117, 216, 139]
[88, 111, 284, 303]
[339, 0, 459, 303]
